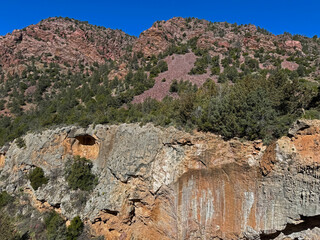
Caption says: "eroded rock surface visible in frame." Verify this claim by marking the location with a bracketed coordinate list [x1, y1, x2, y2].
[1, 120, 320, 239]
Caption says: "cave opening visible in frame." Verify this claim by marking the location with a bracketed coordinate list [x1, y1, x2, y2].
[260, 215, 320, 240]
[75, 135, 96, 146]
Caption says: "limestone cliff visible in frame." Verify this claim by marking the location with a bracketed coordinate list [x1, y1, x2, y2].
[1, 120, 320, 239]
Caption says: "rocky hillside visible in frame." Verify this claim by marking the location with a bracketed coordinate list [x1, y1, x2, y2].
[0, 17, 135, 75]
[0, 16, 319, 153]
[1, 120, 320, 239]
[132, 17, 320, 102]
[2, 17, 320, 81]
[133, 17, 320, 75]
[135, 17, 304, 56]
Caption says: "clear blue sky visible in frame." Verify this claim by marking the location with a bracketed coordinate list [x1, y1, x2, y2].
[1, 0, 319, 38]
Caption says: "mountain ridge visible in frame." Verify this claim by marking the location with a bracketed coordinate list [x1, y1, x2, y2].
[1, 16, 318, 74]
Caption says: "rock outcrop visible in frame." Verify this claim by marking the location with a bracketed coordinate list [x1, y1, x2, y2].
[1, 120, 320, 239]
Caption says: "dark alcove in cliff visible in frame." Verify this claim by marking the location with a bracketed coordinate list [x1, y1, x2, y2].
[75, 135, 96, 146]
[260, 215, 320, 240]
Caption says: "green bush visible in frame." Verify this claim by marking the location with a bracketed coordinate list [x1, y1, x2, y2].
[169, 80, 178, 93]
[28, 167, 48, 191]
[67, 216, 84, 240]
[16, 137, 26, 149]
[0, 212, 20, 240]
[218, 74, 227, 83]
[163, 43, 188, 56]
[149, 60, 168, 78]
[158, 60, 168, 72]
[223, 66, 239, 82]
[65, 156, 98, 191]
[0, 191, 13, 208]
[169, 80, 197, 94]
[211, 66, 220, 75]
[189, 54, 211, 75]
[45, 211, 67, 240]
[245, 58, 259, 71]
[303, 110, 320, 120]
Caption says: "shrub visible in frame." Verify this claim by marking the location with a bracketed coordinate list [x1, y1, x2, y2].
[65, 156, 98, 191]
[16, 137, 26, 149]
[158, 60, 168, 72]
[224, 66, 239, 83]
[189, 54, 211, 75]
[211, 56, 220, 67]
[0, 212, 20, 240]
[303, 110, 320, 120]
[245, 58, 259, 71]
[211, 67, 220, 75]
[67, 216, 84, 240]
[45, 211, 67, 240]
[218, 74, 227, 83]
[149, 66, 160, 79]
[297, 65, 306, 77]
[28, 167, 48, 191]
[0, 191, 13, 208]
[169, 80, 178, 93]
[149, 60, 168, 78]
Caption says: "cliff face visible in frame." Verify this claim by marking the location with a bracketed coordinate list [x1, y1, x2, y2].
[1, 120, 320, 239]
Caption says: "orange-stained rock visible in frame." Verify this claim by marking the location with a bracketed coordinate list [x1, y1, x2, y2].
[0, 154, 5, 168]
[176, 164, 258, 239]
[23, 187, 61, 214]
[260, 141, 277, 176]
[63, 136, 100, 160]
[292, 133, 320, 164]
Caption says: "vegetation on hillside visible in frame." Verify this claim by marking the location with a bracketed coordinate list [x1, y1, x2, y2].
[65, 156, 98, 191]
[0, 191, 86, 240]
[28, 167, 49, 190]
[0, 17, 319, 146]
[0, 51, 318, 144]
[67, 216, 84, 240]
[45, 211, 84, 240]
[0, 192, 21, 240]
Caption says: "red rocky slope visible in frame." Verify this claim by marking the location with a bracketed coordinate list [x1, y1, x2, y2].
[0, 17, 136, 75]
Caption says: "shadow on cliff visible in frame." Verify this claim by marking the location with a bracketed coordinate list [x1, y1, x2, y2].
[260, 215, 320, 239]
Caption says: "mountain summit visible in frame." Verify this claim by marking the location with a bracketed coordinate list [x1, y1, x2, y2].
[0, 17, 135, 74]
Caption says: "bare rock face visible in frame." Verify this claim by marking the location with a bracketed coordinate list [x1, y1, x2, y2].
[1, 120, 320, 239]
[284, 40, 303, 51]
[281, 60, 299, 71]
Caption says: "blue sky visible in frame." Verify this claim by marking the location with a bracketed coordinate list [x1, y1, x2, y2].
[1, 0, 319, 37]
